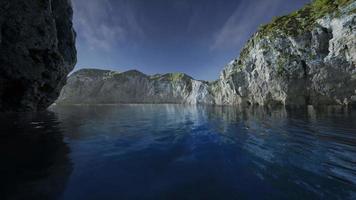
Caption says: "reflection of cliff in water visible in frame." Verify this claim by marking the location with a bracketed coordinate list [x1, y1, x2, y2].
[0, 111, 72, 200]
[42, 105, 356, 199]
[50, 104, 208, 140]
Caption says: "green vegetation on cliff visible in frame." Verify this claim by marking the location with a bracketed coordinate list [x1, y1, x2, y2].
[154, 73, 194, 93]
[258, 0, 353, 37]
[152, 72, 193, 82]
[236, 0, 354, 70]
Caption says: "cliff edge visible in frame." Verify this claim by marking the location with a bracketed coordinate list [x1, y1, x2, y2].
[213, 0, 356, 106]
[0, 0, 76, 111]
[57, 0, 355, 106]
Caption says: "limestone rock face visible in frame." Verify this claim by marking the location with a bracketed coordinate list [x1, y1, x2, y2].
[213, 1, 356, 106]
[0, 0, 76, 111]
[56, 69, 214, 105]
[57, 1, 355, 107]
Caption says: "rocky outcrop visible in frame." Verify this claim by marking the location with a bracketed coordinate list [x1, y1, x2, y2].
[56, 69, 214, 105]
[0, 0, 76, 111]
[213, 0, 356, 106]
[57, 0, 355, 106]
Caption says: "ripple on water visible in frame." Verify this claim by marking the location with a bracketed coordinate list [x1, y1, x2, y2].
[0, 105, 355, 200]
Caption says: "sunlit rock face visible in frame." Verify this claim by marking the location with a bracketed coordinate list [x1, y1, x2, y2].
[56, 69, 214, 105]
[214, 1, 356, 106]
[57, 1, 355, 106]
[0, 0, 76, 111]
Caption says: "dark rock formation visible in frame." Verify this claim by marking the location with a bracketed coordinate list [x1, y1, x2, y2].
[0, 0, 76, 111]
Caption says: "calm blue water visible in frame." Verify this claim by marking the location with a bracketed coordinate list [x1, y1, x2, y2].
[1, 105, 356, 200]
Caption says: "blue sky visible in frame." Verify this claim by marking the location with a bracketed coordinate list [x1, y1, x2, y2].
[72, 0, 310, 80]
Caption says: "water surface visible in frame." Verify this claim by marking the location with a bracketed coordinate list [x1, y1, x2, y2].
[1, 105, 356, 199]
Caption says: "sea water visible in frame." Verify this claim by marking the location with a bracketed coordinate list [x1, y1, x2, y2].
[1, 105, 356, 199]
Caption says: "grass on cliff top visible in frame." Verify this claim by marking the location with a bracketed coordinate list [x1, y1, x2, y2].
[258, 0, 353, 38]
[151, 72, 193, 82]
[237, 0, 353, 64]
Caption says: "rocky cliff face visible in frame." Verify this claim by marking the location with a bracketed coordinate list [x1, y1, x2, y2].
[57, 0, 355, 106]
[56, 69, 214, 105]
[0, 0, 76, 111]
[213, 0, 356, 106]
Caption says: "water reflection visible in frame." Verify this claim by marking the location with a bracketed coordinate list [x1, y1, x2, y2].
[207, 106, 356, 198]
[1, 105, 356, 199]
[0, 112, 72, 200]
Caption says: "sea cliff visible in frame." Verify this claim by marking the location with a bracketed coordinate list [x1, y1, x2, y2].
[0, 0, 76, 111]
[57, 0, 355, 106]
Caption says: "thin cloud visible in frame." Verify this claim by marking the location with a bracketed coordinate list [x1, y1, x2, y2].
[210, 0, 287, 51]
[72, 0, 144, 51]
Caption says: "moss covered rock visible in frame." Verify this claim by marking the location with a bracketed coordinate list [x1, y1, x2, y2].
[215, 1, 356, 106]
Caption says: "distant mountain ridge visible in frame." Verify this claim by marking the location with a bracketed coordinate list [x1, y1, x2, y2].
[56, 68, 214, 105]
[56, 0, 356, 106]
